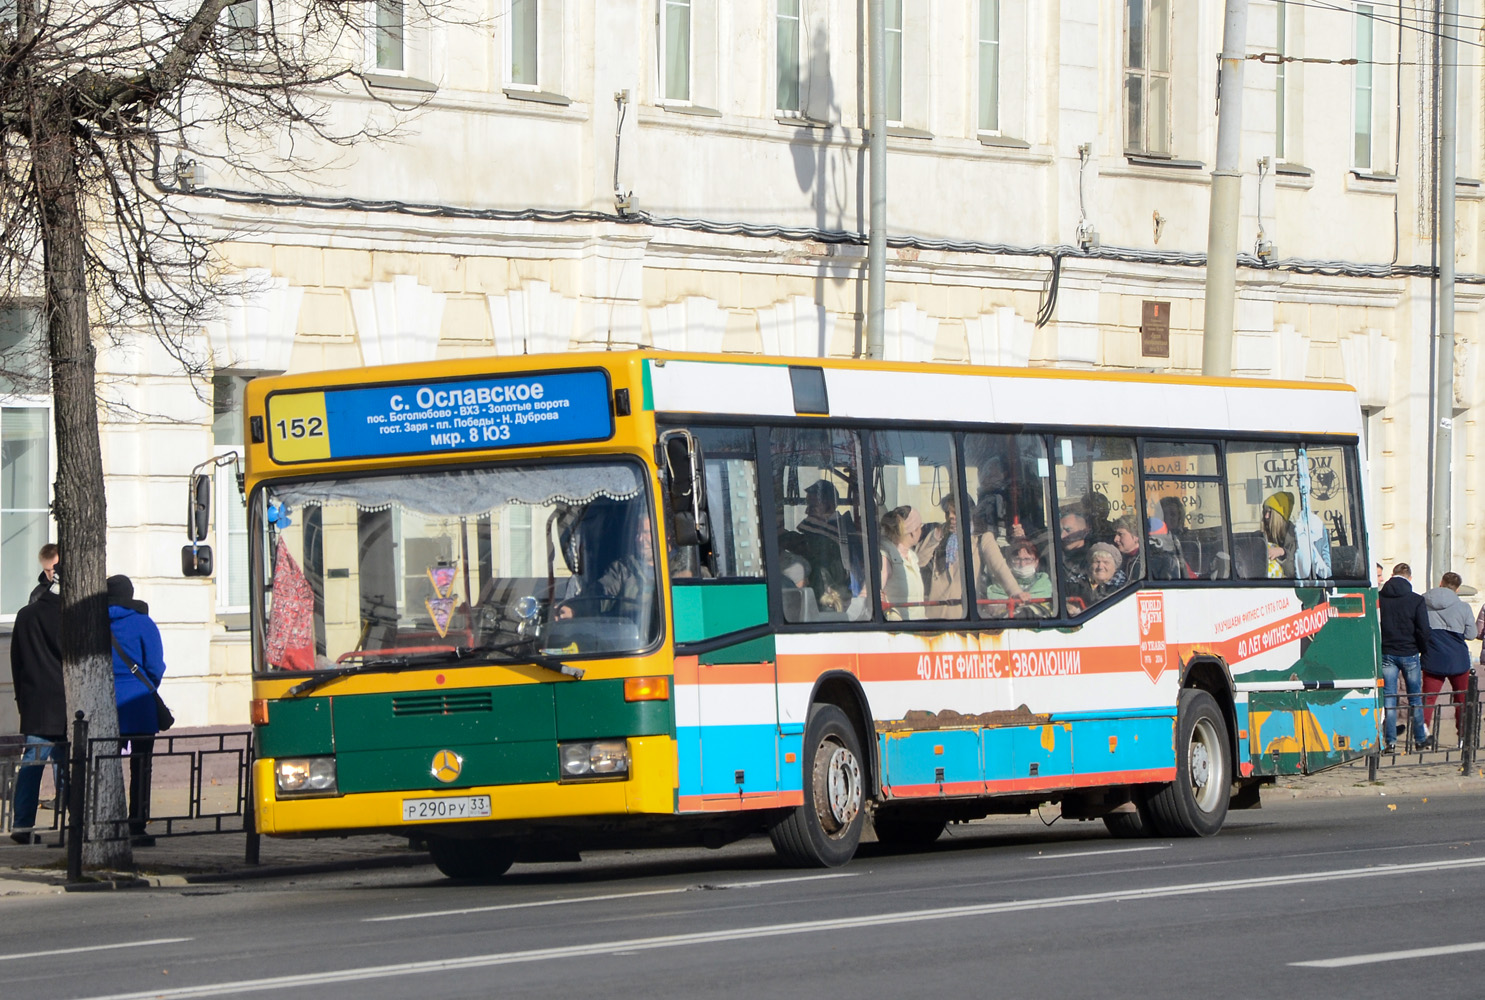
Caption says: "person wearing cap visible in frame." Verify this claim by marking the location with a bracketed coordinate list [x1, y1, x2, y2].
[108, 574, 167, 846]
[1379, 563, 1430, 752]
[779, 480, 852, 613]
[1262, 492, 1300, 578]
[1086, 542, 1128, 603]
[1421, 571, 1476, 749]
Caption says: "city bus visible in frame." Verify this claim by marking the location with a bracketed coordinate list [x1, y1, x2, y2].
[194, 351, 1380, 879]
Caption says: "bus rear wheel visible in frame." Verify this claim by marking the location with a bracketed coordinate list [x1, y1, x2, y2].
[427, 836, 516, 881]
[1102, 790, 1155, 838]
[871, 808, 946, 851]
[770, 704, 866, 867]
[1147, 689, 1231, 837]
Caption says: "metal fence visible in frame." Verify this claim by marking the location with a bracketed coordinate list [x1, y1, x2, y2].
[1365, 669, 1482, 779]
[3, 714, 259, 878]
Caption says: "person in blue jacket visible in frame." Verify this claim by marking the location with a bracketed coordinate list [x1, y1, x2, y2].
[108, 575, 166, 847]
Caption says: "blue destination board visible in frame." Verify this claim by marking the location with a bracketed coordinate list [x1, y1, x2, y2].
[266, 369, 614, 463]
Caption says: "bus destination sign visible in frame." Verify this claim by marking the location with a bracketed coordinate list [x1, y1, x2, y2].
[266, 369, 614, 463]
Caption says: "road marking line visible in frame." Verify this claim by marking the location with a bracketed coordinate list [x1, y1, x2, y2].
[1292, 941, 1485, 968]
[364, 872, 857, 922]
[69, 856, 1485, 1000]
[0, 938, 191, 962]
[1030, 846, 1171, 860]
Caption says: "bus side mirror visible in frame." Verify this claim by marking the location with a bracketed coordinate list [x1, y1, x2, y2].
[182, 544, 214, 577]
[662, 431, 710, 549]
[188, 473, 212, 542]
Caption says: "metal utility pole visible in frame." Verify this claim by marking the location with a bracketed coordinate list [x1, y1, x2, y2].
[1201, 0, 1249, 377]
[865, 0, 886, 359]
[1429, 0, 1459, 584]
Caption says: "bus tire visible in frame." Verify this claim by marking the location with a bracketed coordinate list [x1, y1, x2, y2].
[427, 836, 516, 881]
[770, 704, 866, 867]
[1147, 689, 1231, 838]
[871, 809, 946, 851]
[1102, 792, 1154, 839]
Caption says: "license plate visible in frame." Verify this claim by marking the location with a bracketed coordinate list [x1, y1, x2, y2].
[401, 795, 492, 822]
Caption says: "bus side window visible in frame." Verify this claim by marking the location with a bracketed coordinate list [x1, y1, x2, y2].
[1142, 441, 1226, 580]
[769, 427, 870, 623]
[1300, 443, 1361, 579]
[964, 433, 1055, 620]
[868, 430, 965, 622]
[1225, 441, 1302, 580]
[1053, 436, 1137, 616]
[664, 426, 764, 581]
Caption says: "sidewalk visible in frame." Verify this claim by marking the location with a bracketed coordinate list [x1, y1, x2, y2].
[2, 757, 1481, 896]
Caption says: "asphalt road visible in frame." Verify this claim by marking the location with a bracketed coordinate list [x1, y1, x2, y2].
[3, 793, 1483, 1000]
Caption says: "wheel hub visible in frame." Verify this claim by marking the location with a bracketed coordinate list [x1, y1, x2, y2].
[1189, 741, 1211, 789]
[823, 744, 862, 828]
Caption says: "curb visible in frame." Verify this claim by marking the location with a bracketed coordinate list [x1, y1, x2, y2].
[170, 851, 431, 884]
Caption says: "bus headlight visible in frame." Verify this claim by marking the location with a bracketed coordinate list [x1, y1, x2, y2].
[558, 741, 630, 781]
[275, 757, 338, 797]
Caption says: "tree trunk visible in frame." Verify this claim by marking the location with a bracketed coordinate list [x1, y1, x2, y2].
[32, 98, 132, 870]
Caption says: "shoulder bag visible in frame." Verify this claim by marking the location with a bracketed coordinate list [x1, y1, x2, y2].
[112, 636, 175, 732]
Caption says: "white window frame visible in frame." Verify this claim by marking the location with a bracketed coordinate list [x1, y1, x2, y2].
[507, 0, 539, 89]
[367, 0, 407, 74]
[885, 0, 903, 125]
[978, 0, 1001, 134]
[1275, 0, 1287, 161]
[214, 444, 249, 615]
[0, 398, 55, 625]
[1124, 0, 1172, 155]
[776, 0, 803, 115]
[660, 0, 692, 104]
[1352, 4, 1374, 170]
[222, 0, 260, 53]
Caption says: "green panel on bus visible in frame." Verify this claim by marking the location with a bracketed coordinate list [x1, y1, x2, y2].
[257, 697, 333, 758]
[336, 742, 558, 793]
[672, 583, 769, 643]
[330, 685, 557, 752]
[554, 679, 673, 740]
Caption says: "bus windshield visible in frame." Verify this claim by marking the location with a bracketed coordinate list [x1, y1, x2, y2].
[256, 460, 659, 671]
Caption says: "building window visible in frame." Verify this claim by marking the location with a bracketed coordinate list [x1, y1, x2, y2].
[1275, 0, 1287, 160]
[885, 0, 903, 124]
[223, 1, 258, 53]
[978, 0, 1001, 133]
[662, 0, 691, 101]
[0, 306, 51, 619]
[510, 0, 538, 87]
[1353, 4, 1374, 169]
[777, 0, 802, 113]
[1124, 0, 1171, 154]
[374, 0, 405, 72]
[213, 375, 251, 613]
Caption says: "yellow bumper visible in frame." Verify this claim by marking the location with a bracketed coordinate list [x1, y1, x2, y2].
[255, 736, 677, 835]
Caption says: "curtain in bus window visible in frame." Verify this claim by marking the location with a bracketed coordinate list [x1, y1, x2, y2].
[769, 427, 870, 623]
[1053, 436, 1138, 616]
[1225, 442, 1318, 580]
[1142, 441, 1226, 580]
[963, 433, 1055, 620]
[867, 430, 964, 621]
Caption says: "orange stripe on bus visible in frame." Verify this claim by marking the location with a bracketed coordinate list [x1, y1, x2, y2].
[886, 767, 1178, 798]
[677, 791, 805, 813]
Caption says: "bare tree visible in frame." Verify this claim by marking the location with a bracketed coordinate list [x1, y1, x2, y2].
[0, 0, 442, 868]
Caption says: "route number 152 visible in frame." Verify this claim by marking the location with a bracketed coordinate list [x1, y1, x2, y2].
[276, 417, 325, 439]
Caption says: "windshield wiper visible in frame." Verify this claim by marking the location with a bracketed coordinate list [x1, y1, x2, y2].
[282, 642, 582, 698]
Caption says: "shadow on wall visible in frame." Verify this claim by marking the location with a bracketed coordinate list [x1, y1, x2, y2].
[787, 26, 856, 357]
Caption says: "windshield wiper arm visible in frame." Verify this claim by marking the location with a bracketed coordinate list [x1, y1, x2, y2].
[283, 644, 583, 698]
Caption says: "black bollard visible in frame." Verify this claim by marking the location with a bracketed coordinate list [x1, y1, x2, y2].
[66, 712, 87, 883]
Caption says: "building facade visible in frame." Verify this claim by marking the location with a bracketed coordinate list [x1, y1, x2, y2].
[3, 0, 1480, 728]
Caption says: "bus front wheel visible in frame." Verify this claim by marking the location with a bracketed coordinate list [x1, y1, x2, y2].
[1147, 689, 1231, 837]
[427, 836, 516, 881]
[770, 704, 866, 867]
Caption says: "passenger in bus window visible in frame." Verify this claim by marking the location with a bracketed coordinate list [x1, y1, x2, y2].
[1145, 516, 1190, 580]
[984, 539, 1053, 618]
[1082, 491, 1117, 546]
[971, 497, 1026, 605]
[1087, 543, 1127, 602]
[1059, 510, 1092, 584]
[879, 506, 926, 620]
[918, 493, 964, 619]
[779, 480, 851, 611]
[1262, 492, 1298, 578]
[1112, 515, 1144, 580]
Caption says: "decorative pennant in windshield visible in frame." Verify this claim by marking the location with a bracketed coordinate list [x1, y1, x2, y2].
[265, 368, 614, 463]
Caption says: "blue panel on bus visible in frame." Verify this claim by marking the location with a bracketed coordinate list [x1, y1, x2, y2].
[879, 730, 984, 794]
[267, 369, 614, 463]
[1069, 716, 1174, 775]
[685, 723, 780, 796]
